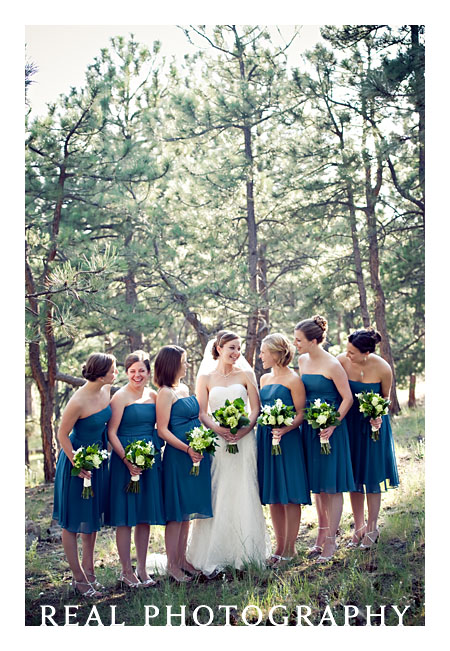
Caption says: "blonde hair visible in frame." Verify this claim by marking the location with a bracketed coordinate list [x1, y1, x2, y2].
[262, 333, 295, 367]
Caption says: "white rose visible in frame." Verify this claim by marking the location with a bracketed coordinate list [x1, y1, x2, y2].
[376, 404, 384, 413]
[284, 417, 293, 426]
[135, 455, 145, 466]
[269, 415, 276, 425]
[371, 397, 379, 406]
[317, 414, 328, 426]
[91, 454, 101, 468]
[277, 415, 284, 425]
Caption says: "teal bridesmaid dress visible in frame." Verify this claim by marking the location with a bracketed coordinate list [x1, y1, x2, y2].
[301, 375, 355, 494]
[161, 395, 213, 522]
[105, 403, 165, 526]
[53, 406, 111, 533]
[256, 384, 311, 505]
[347, 380, 399, 493]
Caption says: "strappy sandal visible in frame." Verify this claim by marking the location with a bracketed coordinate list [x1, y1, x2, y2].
[266, 554, 282, 565]
[316, 536, 337, 563]
[360, 529, 379, 549]
[273, 556, 294, 568]
[347, 524, 366, 548]
[307, 526, 328, 556]
[137, 571, 157, 587]
[71, 579, 102, 598]
[118, 572, 141, 588]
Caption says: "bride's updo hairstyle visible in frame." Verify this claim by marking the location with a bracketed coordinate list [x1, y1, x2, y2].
[154, 345, 186, 387]
[295, 315, 328, 344]
[211, 330, 240, 360]
[124, 349, 151, 373]
[82, 353, 116, 382]
[348, 327, 382, 354]
[262, 333, 295, 367]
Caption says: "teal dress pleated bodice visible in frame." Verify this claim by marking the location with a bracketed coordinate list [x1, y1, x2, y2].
[53, 406, 111, 533]
[105, 403, 165, 527]
[347, 380, 399, 493]
[256, 384, 311, 505]
[161, 395, 213, 522]
[301, 375, 355, 494]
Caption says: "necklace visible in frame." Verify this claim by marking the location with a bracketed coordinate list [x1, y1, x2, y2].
[213, 368, 234, 378]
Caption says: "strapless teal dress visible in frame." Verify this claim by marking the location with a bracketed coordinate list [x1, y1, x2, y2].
[161, 395, 213, 522]
[347, 380, 399, 493]
[301, 375, 355, 494]
[53, 406, 111, 533]
[105, 403, 165, 526]
[256, 384, 311, 505]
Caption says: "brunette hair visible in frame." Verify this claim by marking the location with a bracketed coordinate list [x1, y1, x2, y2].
[153, 345, 186, 387]
[124, 350, 151, 373]
[211, 330, 240, 360]
[82, 353, 116, 382]
[295, 315, 328, 344]
[262, 333, 295, 367]
[348, 327, 382, 354]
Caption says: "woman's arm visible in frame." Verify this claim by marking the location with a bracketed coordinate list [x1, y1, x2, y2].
[318, 362, 354, 442]
[107, 390, 142, 476]
[195, 375, 233, 441]
[156, 388, 203, 462]
[233, 371, 261, 441]
[271, 376, 306, 440]
[57, 397, 91, 479]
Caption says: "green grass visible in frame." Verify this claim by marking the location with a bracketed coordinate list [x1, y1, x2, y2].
[25, 405, 424, 626]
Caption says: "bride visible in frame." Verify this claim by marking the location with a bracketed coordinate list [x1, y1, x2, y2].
[186, 330, 271, 576]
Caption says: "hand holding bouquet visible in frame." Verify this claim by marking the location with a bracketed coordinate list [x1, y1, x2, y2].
[123, 439, 157, 493]
[186, 425, 219, 475]
[356, 391, 390, 441]
[212, 397, 250, 454]
[304, 399, 341, 455]
[71, 444, 109, 498]
[257, 398, 295, 455]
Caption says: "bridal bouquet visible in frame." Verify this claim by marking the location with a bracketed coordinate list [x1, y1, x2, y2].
[186, 425, 219, 475]
[257, 398, 295, 455]
[304, 399, 341, 455]
[71, 444, 109, 498]
[123, 439, 157, 493]
[356, 391, 390, 441]
[212, 398, 250, 454]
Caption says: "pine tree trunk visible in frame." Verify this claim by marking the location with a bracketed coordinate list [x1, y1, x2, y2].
[347, 184, 371, 327]
[408, 373, 417, 408]
[124, 268, 143, 350]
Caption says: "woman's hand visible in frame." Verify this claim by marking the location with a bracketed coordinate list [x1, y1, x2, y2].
[123, 459, 142, 476]
[187, 447, 203, 463]
[231, 427, 251, 442]
[369, 416, 382, 430]
[77, 468, 92, 480]
[215, 425, 234, 441]
[271, 426, 290, 443]
[318, 425, 336, 441]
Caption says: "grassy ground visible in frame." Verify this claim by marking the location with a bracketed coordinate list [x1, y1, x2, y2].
[25, 401, 424, 626]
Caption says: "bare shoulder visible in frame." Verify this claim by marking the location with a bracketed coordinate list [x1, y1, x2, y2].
[284, 369, 304, 389]
[110, 385, 128, 404]
[327, 354, 348, 379]
[259, 371, 272, 387]
[373, 354, 392, 376]
[337, 352, 350, 370]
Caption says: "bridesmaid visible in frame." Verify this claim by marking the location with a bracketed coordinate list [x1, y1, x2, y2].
[53, 353, 117, 597]
[294, 315, 355, 562]
[106, 350, 165, 588]
[257, 333, 311, 567]
[338, 328, 399, 548]
[155, 345, 212, 582]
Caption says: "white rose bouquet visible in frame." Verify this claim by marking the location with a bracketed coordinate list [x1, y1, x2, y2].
[71, 444, 109, 499]
[257, 398, 296, 455]
[124, 439, 157, 493]
[304, 399, 341, 455]
[355, 391, 390, 441]
[212, 397, 251, 454]
[186, 425, 219, 475]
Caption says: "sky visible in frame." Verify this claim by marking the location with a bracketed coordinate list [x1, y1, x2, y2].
[25, 25, 323, 117]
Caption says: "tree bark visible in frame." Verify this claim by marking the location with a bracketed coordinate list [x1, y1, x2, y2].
[408, 373, 417, 408]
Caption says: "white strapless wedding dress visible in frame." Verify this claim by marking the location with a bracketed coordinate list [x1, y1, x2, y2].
[186, 384, 271, 575]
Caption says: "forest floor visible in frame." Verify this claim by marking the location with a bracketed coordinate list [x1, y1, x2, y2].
[25, 395, 424, 627]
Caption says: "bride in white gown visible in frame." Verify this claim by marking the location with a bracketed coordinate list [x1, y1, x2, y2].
[186, 330, 271, 576]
